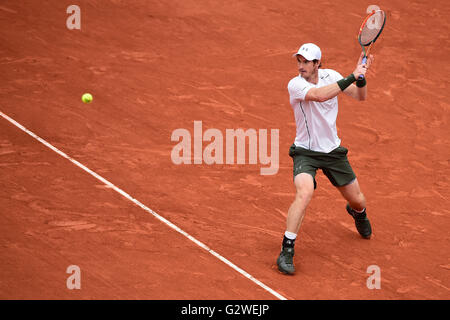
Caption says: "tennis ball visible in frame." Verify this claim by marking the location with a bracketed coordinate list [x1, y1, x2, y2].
[82, 93, 93, 104]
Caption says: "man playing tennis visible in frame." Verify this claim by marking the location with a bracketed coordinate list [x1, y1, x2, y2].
[277, 43, 374, 275]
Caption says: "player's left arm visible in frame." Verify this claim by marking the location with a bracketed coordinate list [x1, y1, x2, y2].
[344, 53, 374, 101]
[344, 83, 366, 101]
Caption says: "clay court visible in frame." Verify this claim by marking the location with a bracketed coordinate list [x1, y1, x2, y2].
[0, 0, 449, 300]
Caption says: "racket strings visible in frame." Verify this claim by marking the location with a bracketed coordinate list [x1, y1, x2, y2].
[359, 11, 385, 46]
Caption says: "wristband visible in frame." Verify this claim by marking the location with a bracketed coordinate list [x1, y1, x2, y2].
[356, 77, 367, 88]
[337, 74, 356, 91]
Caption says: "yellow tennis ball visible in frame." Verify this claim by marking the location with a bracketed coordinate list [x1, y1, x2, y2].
[82, 93, 93, 104]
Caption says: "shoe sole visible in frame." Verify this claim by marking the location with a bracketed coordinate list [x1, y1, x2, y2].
[277, 266, 295, 275]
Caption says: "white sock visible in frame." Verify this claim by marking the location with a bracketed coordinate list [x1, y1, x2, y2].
[284, 231, 297, 240]
[353, 207, 365, 214]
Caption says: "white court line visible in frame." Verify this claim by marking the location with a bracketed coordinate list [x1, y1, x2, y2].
[0, 111, 287, 301]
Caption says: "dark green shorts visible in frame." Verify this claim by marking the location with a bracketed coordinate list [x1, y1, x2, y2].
[289, 144, 356, 189]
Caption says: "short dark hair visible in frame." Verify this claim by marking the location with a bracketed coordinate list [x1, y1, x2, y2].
[313, 59, 322, 68]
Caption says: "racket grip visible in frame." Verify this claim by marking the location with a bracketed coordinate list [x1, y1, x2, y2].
[359, 56, 367, 80]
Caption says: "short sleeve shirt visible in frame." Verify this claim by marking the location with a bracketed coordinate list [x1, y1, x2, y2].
[288, 68, 344, 153]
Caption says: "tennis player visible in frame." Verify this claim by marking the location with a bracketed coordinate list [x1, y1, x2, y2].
[277, 43, 374, 275]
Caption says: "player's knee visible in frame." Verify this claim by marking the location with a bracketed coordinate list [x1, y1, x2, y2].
[293, 173, 314, 203]
[295, 185, 314, 204]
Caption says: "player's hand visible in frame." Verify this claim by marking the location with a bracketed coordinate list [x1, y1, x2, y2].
[361, 53, 374, 69]
[353, 63, 367, 79]
[353, 52, 374, 78]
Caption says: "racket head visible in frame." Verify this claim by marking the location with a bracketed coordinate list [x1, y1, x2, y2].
[358, 9, 386, 47]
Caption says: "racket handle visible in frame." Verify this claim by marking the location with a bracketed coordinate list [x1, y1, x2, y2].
[359, 56, 367, 80]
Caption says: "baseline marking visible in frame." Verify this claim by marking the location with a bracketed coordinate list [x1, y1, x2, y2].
[0, 111, 287, 300]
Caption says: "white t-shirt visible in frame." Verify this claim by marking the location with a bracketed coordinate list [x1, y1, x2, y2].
[288, 68, 344, 153]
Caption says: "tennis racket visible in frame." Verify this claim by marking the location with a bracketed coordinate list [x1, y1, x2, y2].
[357, 9, 386, 79]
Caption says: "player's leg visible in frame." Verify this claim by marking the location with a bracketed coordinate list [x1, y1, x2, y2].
[336, 178, 366, 211]
[337, 179, 372, 239]
[286, 173, 315, 234]
[277, 173, 315, 274]
[321, 146, 372, 238]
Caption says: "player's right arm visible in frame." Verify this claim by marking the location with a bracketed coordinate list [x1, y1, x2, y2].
[305, 54, 371, 102]
[304, 83, 342, 102]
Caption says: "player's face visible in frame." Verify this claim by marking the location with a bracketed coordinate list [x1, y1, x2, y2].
[297, 55, 318, 79]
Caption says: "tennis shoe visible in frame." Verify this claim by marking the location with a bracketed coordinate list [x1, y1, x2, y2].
[277, 247, 295, 275]
[346, 204, 372, 239]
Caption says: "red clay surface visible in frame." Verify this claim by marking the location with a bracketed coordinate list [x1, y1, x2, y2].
[0, 0, 449, 299]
